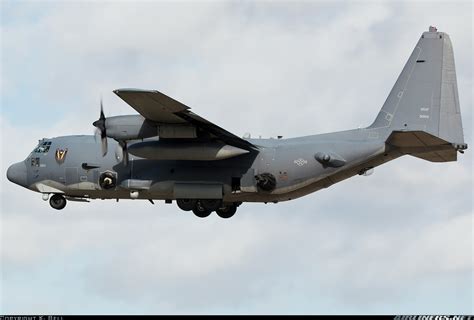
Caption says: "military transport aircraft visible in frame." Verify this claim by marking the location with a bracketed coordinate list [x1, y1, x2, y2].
[6, 27, 467, 218]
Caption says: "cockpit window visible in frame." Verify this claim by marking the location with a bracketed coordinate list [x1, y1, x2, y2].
[34, 141, 52, 153]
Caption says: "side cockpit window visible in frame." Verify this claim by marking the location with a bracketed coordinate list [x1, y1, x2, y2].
[34, 141, 52, 153]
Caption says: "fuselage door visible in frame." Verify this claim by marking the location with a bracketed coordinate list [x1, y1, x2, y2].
[65, 167, 78, 186]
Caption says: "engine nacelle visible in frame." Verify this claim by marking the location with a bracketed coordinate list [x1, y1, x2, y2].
[104, 115, 156, 141]
[104, 115, 198, 141]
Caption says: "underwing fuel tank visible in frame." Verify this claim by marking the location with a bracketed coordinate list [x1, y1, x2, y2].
[127, 141, 250, 161]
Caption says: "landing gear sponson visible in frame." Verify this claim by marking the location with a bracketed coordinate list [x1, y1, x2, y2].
[47, 194, 239, 219]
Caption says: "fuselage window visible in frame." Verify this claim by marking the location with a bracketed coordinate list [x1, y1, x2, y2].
[31, 157, 40, 167]
[34, 141, 52, 153]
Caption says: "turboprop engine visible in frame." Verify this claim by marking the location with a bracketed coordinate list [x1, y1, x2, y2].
[93, 101, 199, 164]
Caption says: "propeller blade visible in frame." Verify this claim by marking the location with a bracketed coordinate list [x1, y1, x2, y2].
[123, 150, 129, 167]
[100, 99, 105, 121]
[120, 141, 129, 166]
[101, 136, 108, 157]
[93, 128, 100, 142]
[93, 98, 108, 156]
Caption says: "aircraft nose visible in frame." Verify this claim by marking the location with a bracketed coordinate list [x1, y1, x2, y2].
[7, 161, 28, 187]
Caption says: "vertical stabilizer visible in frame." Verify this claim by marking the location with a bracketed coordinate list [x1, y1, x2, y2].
[370, 27, 466, 147]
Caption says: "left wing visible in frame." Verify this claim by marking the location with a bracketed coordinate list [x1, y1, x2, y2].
[114, 88, 257, 151]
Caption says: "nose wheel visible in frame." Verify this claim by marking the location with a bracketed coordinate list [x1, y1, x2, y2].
[49, 194, 67, 210]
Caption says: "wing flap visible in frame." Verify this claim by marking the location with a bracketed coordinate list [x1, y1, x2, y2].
[174, 110, 256, 150]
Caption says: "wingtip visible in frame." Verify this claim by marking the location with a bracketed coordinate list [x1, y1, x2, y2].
[114, 88, 158, 94]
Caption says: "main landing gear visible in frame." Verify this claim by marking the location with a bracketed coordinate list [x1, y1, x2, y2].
[176, 199, 239, 219]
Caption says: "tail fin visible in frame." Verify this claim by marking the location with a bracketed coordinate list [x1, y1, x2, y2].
[370, 26, 467, 161]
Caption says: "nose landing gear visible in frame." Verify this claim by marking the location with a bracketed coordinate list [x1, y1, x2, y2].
[49, 194, 67, 210]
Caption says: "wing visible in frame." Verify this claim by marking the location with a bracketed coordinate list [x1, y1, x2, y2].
[114, 89, 256, 151]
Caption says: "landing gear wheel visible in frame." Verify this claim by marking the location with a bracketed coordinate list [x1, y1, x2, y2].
[192, 202, 212, 218]
[200, 199, 222, 212]
[50, 194, 67, 210]
[177, 199, 197, 211]
[216, 204, 237, 219]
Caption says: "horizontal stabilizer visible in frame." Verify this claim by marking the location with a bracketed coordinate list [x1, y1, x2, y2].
[386, 130, 466, 162]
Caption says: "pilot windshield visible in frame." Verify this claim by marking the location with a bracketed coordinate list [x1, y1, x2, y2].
[34, 140, 52, 153]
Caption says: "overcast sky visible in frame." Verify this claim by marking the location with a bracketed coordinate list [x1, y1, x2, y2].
[1, 0, 472, 315]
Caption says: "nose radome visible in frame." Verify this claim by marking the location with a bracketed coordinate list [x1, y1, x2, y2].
[7, 162, 28, 187]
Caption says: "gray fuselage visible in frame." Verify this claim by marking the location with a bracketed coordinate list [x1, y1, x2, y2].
[10, 127, 394, 204]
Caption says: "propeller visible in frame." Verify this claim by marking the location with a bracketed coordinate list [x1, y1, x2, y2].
[119, 140, 129, 167]
[93, 99, 108, 156]
[92, 98, 130, 166]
